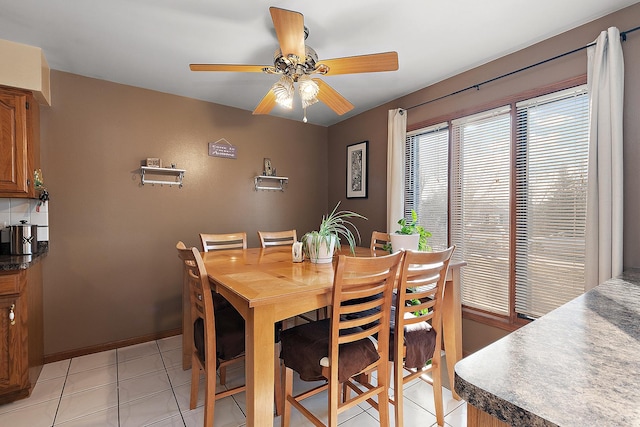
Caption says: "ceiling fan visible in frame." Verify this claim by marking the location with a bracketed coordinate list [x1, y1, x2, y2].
[189, 7, 399, 123]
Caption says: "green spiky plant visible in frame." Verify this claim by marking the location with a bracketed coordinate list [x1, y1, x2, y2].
[302, 201, 367, 260]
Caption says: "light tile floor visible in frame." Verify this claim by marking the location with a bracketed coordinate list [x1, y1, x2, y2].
[0, 335, 467, 426]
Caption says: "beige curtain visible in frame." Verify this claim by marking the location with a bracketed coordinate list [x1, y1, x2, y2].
[585, 27, 624, 290]
[387, 108, 407, 233]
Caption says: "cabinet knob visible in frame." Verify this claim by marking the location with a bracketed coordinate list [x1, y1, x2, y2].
[9, 303, 15, 326]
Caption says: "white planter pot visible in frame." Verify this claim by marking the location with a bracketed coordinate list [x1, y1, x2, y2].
[389, 233, 419, 252]
[304, 234, 337, 264]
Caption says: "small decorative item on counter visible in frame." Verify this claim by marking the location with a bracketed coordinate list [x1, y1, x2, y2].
[34, 169, 49, 212]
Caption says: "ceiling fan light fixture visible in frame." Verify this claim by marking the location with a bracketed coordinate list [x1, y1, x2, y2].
[298, 75, 319, 109]
[272, 75, 294, 109]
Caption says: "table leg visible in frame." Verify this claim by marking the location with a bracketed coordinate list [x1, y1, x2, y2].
[442, 266, 462, 400]
[245, 304, 276, 427]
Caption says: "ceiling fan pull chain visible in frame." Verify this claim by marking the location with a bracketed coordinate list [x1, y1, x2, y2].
[303, 106, 308, 123]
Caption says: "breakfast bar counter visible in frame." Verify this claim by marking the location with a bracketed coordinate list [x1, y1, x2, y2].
[454, 269, 640, 426]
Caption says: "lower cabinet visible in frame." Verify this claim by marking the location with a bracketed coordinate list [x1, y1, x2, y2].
[0, 262, 43, 404]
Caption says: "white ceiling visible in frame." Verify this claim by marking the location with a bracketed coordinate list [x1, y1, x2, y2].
[0, 0, 637, 126]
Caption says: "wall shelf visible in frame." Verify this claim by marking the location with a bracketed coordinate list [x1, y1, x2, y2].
[140, 166, 185, 188]
[254, 175, 288, 191]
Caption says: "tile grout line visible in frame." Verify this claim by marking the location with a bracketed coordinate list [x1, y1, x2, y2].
[157, 339, 187, 427]
[50, 360, 72, 426]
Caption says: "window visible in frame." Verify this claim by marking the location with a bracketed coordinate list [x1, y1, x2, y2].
[515, 87, 589, 318]
[451, 107, 512, 315]
[405, 123, 449, 250]
[405, 84, 589, 323]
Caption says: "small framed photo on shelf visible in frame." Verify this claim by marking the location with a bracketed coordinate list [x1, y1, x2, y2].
[145, 158, 162, 168]
[263, 158, 274, 176]
[346, 141, 368, 199]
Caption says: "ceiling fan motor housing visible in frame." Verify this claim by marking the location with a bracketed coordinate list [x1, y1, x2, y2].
[272, 45, 319, 80]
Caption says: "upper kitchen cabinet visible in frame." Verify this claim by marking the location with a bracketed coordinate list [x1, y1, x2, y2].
[0, 87, 40, 198]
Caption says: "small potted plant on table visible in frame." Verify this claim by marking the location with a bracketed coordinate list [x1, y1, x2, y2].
[389, 209, 431, 252]
[302, 202, 367, 263]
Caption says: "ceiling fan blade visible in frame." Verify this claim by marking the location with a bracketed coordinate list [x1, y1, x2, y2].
[313, 79, 354, 115]
[253, 89, 277, 115]
[190, 64, 268, 72]
[318, 52, 399, 75]
[269, 7, 306, 60]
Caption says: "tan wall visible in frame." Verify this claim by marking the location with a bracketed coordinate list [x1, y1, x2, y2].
[328, 3, 640, 354]
[40, 71, 328, 356]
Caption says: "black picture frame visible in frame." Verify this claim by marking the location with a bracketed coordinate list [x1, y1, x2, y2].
[346, 141, 368, 199]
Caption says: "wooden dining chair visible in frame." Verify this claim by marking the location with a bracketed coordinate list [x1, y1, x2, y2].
[370, 231, 390, 255]
[257, 229, 297, 247]
[279, 251, 403, 427]
[390, 246, 455, 427]
[199, 232, 247, 252]
[196, 232, 285, 414]
[177, 244, 246, 427]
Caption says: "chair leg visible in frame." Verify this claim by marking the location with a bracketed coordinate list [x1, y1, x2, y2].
[274, 343, 283, 416]
[204, 363, 216, 427]
[377, 363, 391, 427]
[281, 367, 293, 427]
[432, 358, 444, 426]
[219, 365, 227, 385]
[327, 375, 341, 427]
[190, 355, 200, 410]
[393, 359, 404, 427]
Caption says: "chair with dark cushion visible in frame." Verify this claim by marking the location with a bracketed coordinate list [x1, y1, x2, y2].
[197, 232, 247, 381]
[177, 244, 246, 427]
[390, 247, 455, 427]
[279, 251, 403, 427]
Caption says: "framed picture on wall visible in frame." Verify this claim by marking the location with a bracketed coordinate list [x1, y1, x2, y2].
[346, 141, 368, 199]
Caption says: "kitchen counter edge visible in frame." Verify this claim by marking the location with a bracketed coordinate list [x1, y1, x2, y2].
[0, 242, 49, 271]
[454, 268, 640, 426]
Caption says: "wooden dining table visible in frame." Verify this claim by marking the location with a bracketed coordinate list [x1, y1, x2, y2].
[181, 246, 465, 427]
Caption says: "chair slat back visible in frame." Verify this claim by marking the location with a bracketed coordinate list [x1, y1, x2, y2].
[395, 247, 455, 342]
[258, 230, 297, 247]
[176, 243, 216, 369]
[200, 232, 247, 252]
[370, 231, 390, 255]
[330, 252, 403, 356]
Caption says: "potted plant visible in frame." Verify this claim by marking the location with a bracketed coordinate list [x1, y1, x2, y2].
[389, 209, 432, 252]
[302, 202, 367, 263]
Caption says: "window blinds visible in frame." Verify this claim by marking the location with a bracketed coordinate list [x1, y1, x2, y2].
[451, 107, 512, 315]
[405, 123, 449, 250]
[514, 86, 589, 318]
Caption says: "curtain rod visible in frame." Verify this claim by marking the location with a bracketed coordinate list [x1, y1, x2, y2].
[404, 25, 640, 111]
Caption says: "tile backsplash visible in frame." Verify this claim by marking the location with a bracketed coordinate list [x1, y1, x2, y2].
[0, 198, 49, 243]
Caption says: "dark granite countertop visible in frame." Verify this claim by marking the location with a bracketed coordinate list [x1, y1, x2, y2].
[0, 242, 48, 271]
[454, 269, 640, 426]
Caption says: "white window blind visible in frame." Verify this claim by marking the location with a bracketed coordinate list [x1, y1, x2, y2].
[405, 123, 449, 250]
[515, 86, 589, 318]
[451, 107, 511, 315]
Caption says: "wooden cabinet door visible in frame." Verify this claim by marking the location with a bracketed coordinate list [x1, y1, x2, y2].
[0, 90, 28, 195]
[0, 295, 23, 392]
